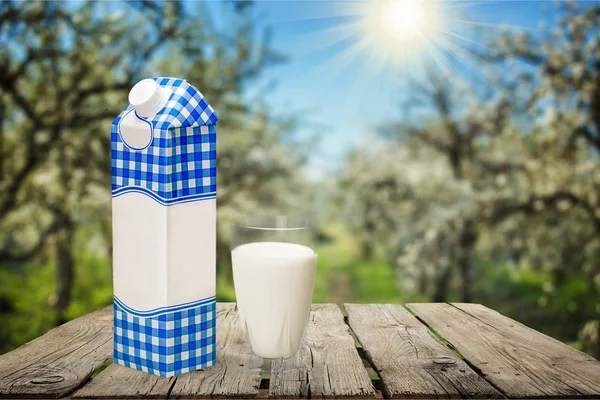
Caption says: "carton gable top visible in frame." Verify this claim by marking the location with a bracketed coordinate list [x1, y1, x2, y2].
[112, 77, 218, 130]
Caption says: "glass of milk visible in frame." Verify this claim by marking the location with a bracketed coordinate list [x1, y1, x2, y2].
[231, 215, 318, 359]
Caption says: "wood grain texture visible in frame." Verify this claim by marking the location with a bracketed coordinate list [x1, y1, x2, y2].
[346, 304, 501, 399]
[0, 306, 113, 399]
[168, 303, 263, 398]
[269, 304, 376, 398]
[408, 302, 600, 398]
[72, 364, 175, 399]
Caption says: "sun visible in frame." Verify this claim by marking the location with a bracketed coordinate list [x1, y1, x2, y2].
[290, 0, 489, 77]
[359, 0, 444, 64]
[382, 0, 427, 42]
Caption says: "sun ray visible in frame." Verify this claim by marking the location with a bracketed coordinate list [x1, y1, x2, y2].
[281, 22, 360, 58]
[441, 1, 511, 10]
[272, 3, 363, 24]
[278, 0, 537, 81]
[424, 39, 454, 75]
[275, 16, 357, 37]
[440, 29, 490, 49]
[433, 35, 485, 75]
[430, 33, 509, 96]
[458, 19, 536, 31]
[304, 33, 371, 81]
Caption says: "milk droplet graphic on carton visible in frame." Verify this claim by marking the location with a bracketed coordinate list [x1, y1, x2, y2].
[111, 78, 218, 377]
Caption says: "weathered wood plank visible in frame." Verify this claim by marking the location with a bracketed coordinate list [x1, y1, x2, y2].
[72, 364, 175, 399]
[269, 304, 376, 398]
[408, 303, 600, 398]
[346, 304, 501, 399]
[0, 306, 113, 399]
[168, 303, 263, 398]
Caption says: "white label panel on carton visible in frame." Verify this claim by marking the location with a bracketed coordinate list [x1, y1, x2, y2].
[113, 193, 216, 311]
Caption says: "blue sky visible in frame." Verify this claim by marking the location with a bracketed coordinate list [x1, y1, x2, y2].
[204, 1, 565, 178]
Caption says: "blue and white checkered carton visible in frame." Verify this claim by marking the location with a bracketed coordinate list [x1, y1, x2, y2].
[111, 77, 217, 377]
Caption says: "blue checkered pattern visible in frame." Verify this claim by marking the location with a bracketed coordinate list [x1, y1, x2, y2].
[114, 297, 216, 377]
[111, 77, 217, 206]
[152, 77, 218, 128]
[111, 125, 217, 204]
[130, 77, 218, 129]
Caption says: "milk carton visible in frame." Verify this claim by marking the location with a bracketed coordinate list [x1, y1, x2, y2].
[111, 77, 217, 377]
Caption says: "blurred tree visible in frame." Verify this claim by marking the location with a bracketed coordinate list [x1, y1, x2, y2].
[395, 67, 510, 302]
[485, 2, 600, 357]
[337, 2, 600, 357]
[339, 67, 510, 303]
[338, 147, 414, 262]
[0, 0, 303, 334]
[0, 0, 143, 325]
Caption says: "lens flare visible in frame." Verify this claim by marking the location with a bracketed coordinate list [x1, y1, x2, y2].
[382, 0, 427, 42]
[281, 0, 519, 79]
[360, 0, 444, 65]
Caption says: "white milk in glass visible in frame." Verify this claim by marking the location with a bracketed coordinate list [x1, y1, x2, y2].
[232, 242, 317, 359]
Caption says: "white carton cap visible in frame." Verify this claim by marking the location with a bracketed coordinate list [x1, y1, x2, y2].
[128, 79, 171, 118]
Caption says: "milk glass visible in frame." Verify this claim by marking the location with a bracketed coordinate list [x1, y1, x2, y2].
[231, 215, 318, 359]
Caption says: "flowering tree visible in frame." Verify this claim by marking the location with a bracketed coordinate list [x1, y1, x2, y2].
[0, 0, 303, 328]
[338, 3, 600, 356]
[485, 2, 600, 357]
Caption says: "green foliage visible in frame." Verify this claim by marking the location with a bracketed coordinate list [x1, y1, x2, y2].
[337, 2, 600, 356]
[64, 229, 113, 321]
[0, 225, 114, 352]
[0, 0, 305, 346]
[0, 262, 55, 353]
[477, 264, 598, 345]
[311, 224, 405, 304]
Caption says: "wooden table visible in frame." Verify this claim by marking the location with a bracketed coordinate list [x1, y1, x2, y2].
[1, 303, 599, 399]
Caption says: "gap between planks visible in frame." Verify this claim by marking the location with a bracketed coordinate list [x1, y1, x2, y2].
[343, 313, 386, 394]
[344, 303, 497, 399]
[72, 303, 487, 400]
[405, 303, 509, 399]
[73, 303, 380, 399]
[407, 302, 600, 399]
[345, 303, 503, 399]
[268, 303, 377, 398]
[74, 338, 380, 399]
[62, 302, 552, 399]
[73, 304, 485, 400]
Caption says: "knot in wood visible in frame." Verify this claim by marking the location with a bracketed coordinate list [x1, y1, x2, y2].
[432, 356, 457, 365]
[30, 375, 65, 385]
